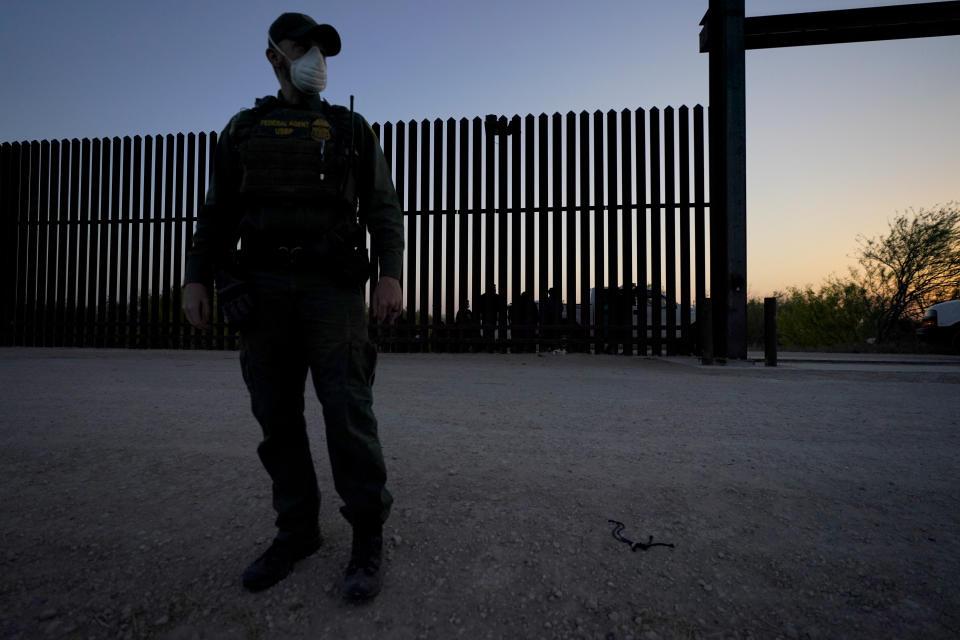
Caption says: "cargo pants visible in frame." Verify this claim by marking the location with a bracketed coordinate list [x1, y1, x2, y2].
[237, 268, 392, 540]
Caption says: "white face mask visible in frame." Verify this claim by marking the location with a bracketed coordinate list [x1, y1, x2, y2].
[270, 36, 327, 94]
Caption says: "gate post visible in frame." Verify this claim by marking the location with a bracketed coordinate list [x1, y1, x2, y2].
[764, 296, 778, 366]
[707, 0, 748, 360]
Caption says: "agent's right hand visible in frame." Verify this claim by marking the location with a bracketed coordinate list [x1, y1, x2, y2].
[182, 283, 211, 330]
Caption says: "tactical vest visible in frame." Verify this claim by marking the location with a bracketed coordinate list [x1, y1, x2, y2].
[231, 97, 358, 213]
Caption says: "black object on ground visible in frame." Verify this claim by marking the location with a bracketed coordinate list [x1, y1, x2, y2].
[608, 519, 675, 552]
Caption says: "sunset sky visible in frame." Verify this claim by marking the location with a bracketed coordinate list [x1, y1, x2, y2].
[1, 0, 957, 298]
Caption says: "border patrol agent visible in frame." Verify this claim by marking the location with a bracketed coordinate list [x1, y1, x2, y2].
[182, 12, 404, 600]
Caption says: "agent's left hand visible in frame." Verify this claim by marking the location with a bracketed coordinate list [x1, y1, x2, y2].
[372, 276, 402, 324]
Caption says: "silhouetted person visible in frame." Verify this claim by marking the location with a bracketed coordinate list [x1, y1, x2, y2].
[391, 314, 407, 353]
[509, 291, 539, 352]
[455, 300, 476, 352]
[479, 286, 502, 352]
[541, 287, 561, 349]
[617, 284, 637, 354]
[432, 318, 448, 353]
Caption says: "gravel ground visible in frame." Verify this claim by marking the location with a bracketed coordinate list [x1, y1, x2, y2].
[1, 347, 959, 640]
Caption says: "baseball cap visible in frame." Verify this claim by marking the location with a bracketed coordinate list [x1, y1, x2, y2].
[269, 12, 341, 56]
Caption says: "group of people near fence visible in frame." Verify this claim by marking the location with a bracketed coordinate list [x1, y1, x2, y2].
[372, 285, 557, 353]
[371, 283, 661, 354]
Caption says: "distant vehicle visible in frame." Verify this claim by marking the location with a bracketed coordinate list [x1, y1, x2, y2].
[564, 288, 696, 338]
[917, 299, 960, 353]
[634, 288, 697, 334]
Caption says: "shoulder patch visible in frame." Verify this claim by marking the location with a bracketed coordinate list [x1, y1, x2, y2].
[253, 95, 279, 110]
[227, 109, 256, 137]
[228, 96, 280, 139]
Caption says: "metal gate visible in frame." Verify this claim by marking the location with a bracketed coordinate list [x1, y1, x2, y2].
[0, 105, 709, 354]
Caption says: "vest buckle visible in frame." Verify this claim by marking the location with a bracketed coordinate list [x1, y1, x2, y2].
[278, 246, 304, 266]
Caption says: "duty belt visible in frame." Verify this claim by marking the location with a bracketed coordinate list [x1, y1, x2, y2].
[241, 236, 343, 270]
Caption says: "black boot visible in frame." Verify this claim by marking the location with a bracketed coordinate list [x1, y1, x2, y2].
[341, 528, 383, 600]
[242, 529, 322, 592]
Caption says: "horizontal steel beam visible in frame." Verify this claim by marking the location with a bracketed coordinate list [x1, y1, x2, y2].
[700, 1, 960, 51]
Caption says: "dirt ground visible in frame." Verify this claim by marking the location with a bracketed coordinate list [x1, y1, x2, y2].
[1, 347, 959, 640]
